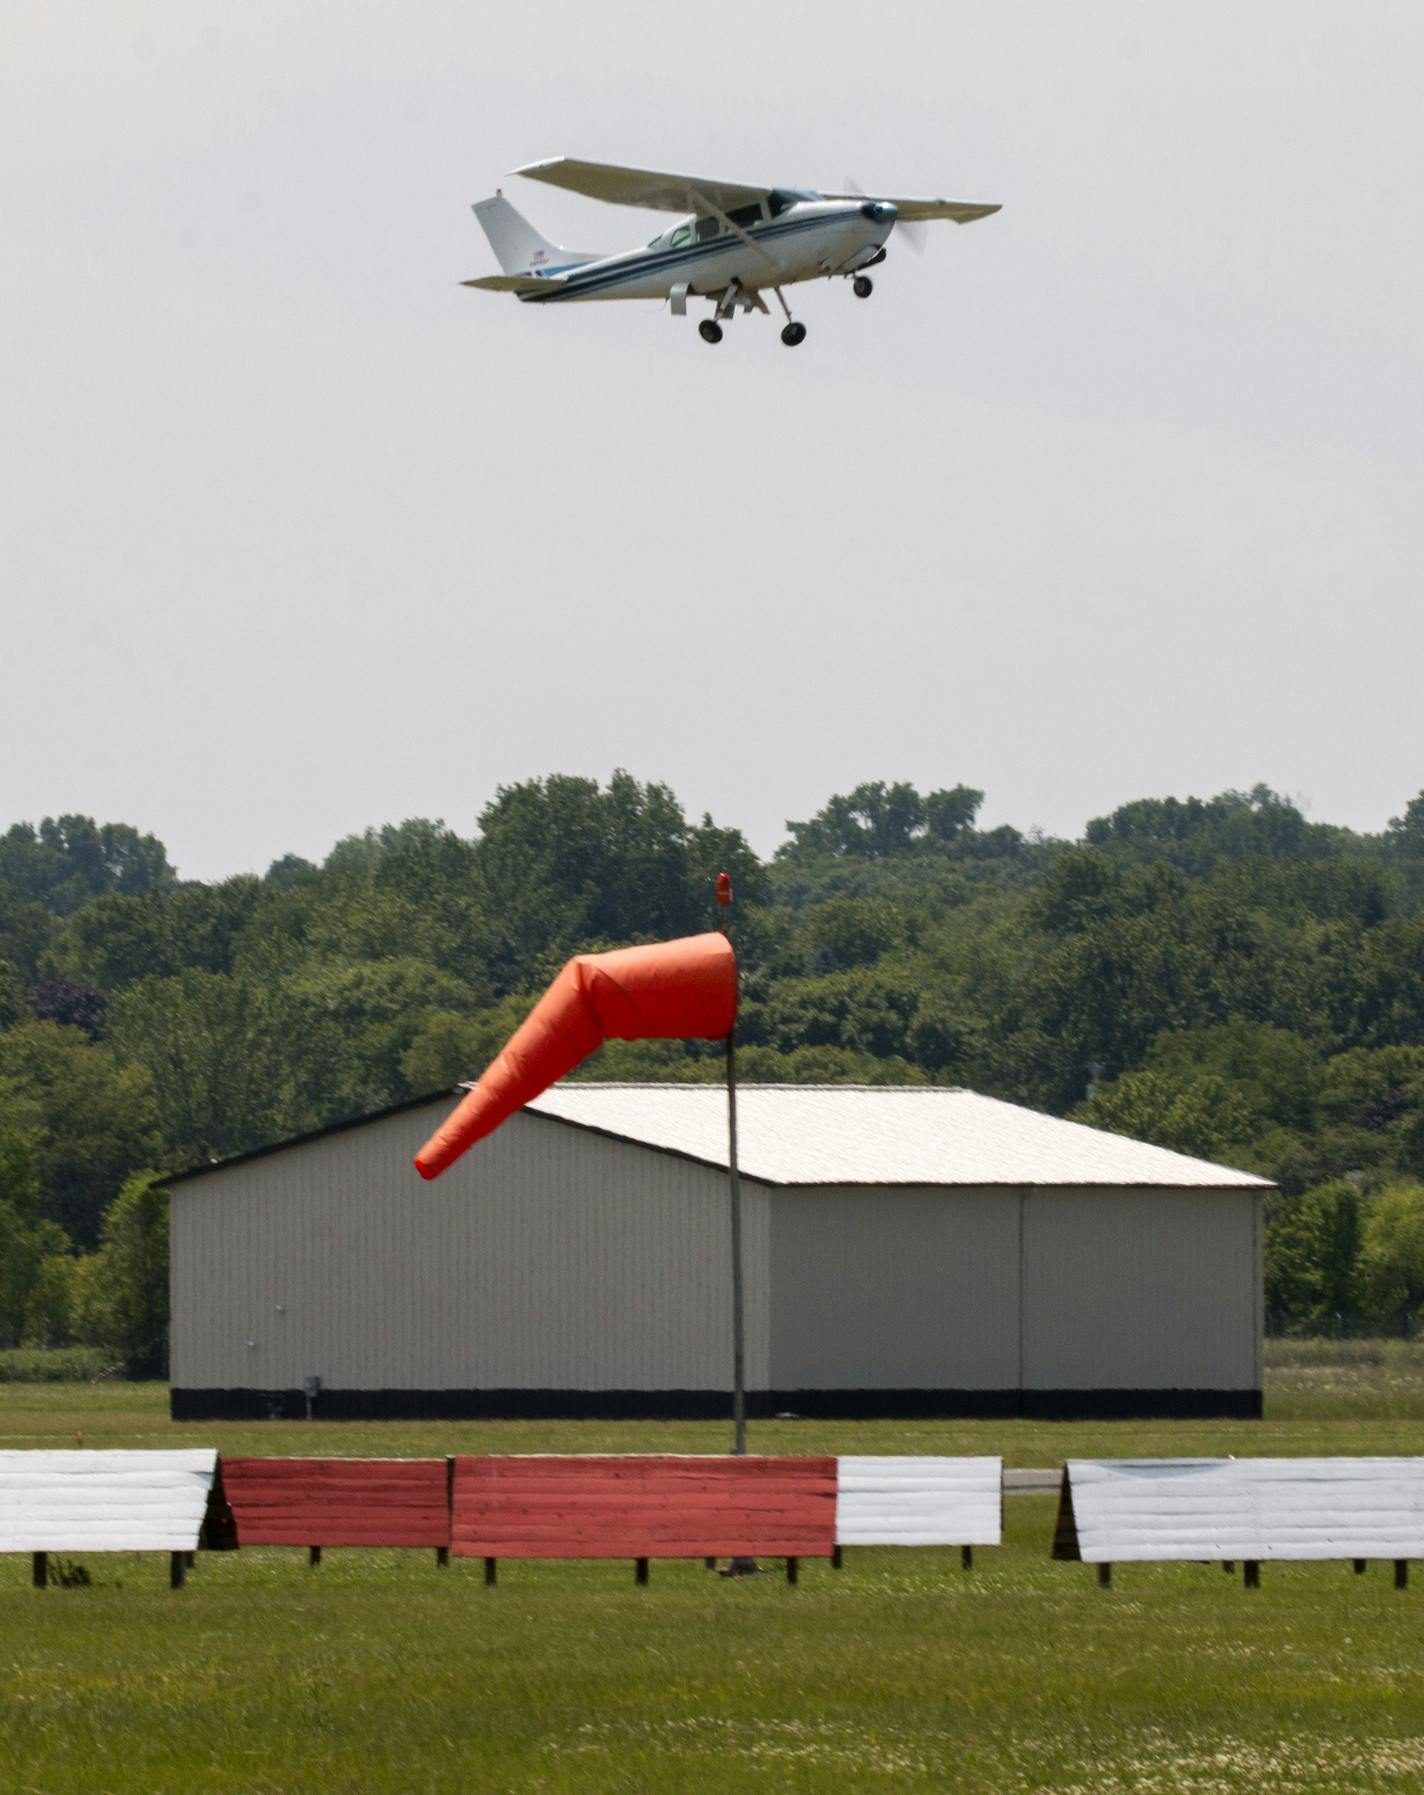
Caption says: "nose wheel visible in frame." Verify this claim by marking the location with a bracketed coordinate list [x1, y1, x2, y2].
[852, 275, 874, 299]
[780, 321, 807, 347]
[698, 319, 724, 345]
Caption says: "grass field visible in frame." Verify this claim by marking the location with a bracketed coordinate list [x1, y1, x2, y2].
[5, 1364, 1424, 1795]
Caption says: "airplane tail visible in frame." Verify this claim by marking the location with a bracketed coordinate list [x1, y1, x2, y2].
[471, 193, 598, 276]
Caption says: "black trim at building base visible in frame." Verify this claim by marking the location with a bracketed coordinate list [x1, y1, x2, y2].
[170, 1386, 1264, 1423]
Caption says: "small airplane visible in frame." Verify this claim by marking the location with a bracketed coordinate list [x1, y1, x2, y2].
[462, 157, 1000, 347]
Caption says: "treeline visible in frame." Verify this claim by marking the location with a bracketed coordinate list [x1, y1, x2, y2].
[2, 777, 1423, 1368]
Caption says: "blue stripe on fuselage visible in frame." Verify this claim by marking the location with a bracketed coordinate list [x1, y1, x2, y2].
[519, 210, 855, 303]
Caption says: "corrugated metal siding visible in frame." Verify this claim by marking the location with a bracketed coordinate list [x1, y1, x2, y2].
[1059, 1458, 1424, 1562]
[1021, 1189, 1259, 1390]
[766, 1188, 1020, 1389]
[170, 1109, 1261, 1400]
[0, 1450, 220, 1552]
[836, 1456, 1003, 1546]
[170, 1101, 767, 1393]
[529, 1084, 1270, 1187]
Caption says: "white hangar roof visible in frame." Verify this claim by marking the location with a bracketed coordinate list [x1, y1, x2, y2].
[527, 1084, 1270, 1190]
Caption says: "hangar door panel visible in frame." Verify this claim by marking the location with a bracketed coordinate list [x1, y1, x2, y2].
[1021, 1190, 1258, 1392]
[768, 1188, 1019, 1390]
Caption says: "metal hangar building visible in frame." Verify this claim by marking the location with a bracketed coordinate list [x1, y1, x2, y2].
[163, 1084, 1268, 1422]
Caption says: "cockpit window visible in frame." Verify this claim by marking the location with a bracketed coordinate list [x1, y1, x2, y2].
[694, 215, 719, 243]
[727, 202, 762, 230]
[767, 190, 793, 217]
[647, 232, 663, 249]
[669, 224, 692, 248]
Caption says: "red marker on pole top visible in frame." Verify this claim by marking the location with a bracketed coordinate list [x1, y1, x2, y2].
[716, 871, 733, 906]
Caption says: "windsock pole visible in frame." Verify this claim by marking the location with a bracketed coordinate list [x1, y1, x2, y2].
[716, 871, 746, 1457]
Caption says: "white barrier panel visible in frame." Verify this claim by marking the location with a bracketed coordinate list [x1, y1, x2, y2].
[836, 1456, 1003, 1546]
[0, 1450, 228, 1553]
[1055, 1458, 1424, 1563]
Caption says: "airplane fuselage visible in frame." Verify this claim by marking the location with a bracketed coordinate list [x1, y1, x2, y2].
[518, 197, 891, 304]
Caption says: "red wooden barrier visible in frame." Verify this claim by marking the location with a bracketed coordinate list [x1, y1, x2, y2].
[451, 1455, 837, 1560]
[223, 1458, 450, 1548]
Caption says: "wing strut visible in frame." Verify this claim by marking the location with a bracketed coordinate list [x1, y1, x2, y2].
[687, 187, 778, 270]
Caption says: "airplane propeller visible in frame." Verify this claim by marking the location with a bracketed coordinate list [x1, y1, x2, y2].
[842, 175, 926, 253]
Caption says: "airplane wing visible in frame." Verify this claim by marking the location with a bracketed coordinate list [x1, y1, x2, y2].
[460, 273, 571, 292]
[513, 157, 771, 215]
[820, 193, 1002, 224]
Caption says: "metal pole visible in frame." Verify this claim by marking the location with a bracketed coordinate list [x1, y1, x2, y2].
[728, 1023, 746, 1457]
[715, 872, 758, 1578]
[717, 870, 746, 1459]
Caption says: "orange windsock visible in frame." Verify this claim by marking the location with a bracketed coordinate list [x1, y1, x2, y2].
[414, 931, 738, 1180]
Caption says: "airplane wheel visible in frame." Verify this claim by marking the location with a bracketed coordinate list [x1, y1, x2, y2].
[698, 320, 724, 345]
[853, 275, 874, 299]
[780, 322, 807, 347]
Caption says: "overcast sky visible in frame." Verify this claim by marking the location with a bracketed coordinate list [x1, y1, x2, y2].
[4, 1, 1420, 880]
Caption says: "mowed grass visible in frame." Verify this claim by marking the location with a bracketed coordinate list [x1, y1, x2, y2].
[5, 1368, 1424, 1795]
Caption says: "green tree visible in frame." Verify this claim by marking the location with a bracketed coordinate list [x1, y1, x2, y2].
[0, 817, 173, 914]
[1384, 792, 1424, 860]
[474, 771, 762, 987]
[780, 781, 985, 861]
[1359, 1181, 1424, 1321]
[0, 1022, 161, 1248]
[22, 1250, 78, 1347]
[1145, 1021, 1322, 1134]
[1084, 786, 1329, 874]
[0, 1126, 72, 1348]
[84, 1171, 169, 1376]
[0, 958, 23, 1027]
[1264, 1180, 1362, 1322]
[399, 996, 538, 1093]
[803, 896, 906, 971]
[0, 888, 52, 981]
[106, 971, 301, 1166]
[1074, 1069, 1257, 1164]
[1315, 1047, 1424, 1182]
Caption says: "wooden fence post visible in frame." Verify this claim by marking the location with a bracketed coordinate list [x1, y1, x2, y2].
[961, 1545, 973, 1571]
[484, 1557, 497, 1587]
[786, 1557, 798, 1585]
[635, 1558, 649, 1586]
[1396, 1560, 1409, 1590]
[170, 1552, 186, 1590]
[308, 1546, 322, 1567]
[1096, 1563, 1111, 1588]
[1244, 1561, 1260, 1588]
[32, 1552, 47, 1590]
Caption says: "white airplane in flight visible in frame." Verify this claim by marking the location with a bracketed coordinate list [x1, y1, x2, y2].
[462, 157, 1000, 347]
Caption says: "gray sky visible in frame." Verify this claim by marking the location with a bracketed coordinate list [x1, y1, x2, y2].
[5, 1, 1421, 880]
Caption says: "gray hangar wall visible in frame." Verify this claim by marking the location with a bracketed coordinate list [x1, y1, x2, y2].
[168, 1098, 1262, 1421]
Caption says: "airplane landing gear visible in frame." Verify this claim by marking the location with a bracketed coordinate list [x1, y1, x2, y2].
[772, 288, 806, 347]
[698, 319, 724, 345]
[853, 275, 874, 299]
